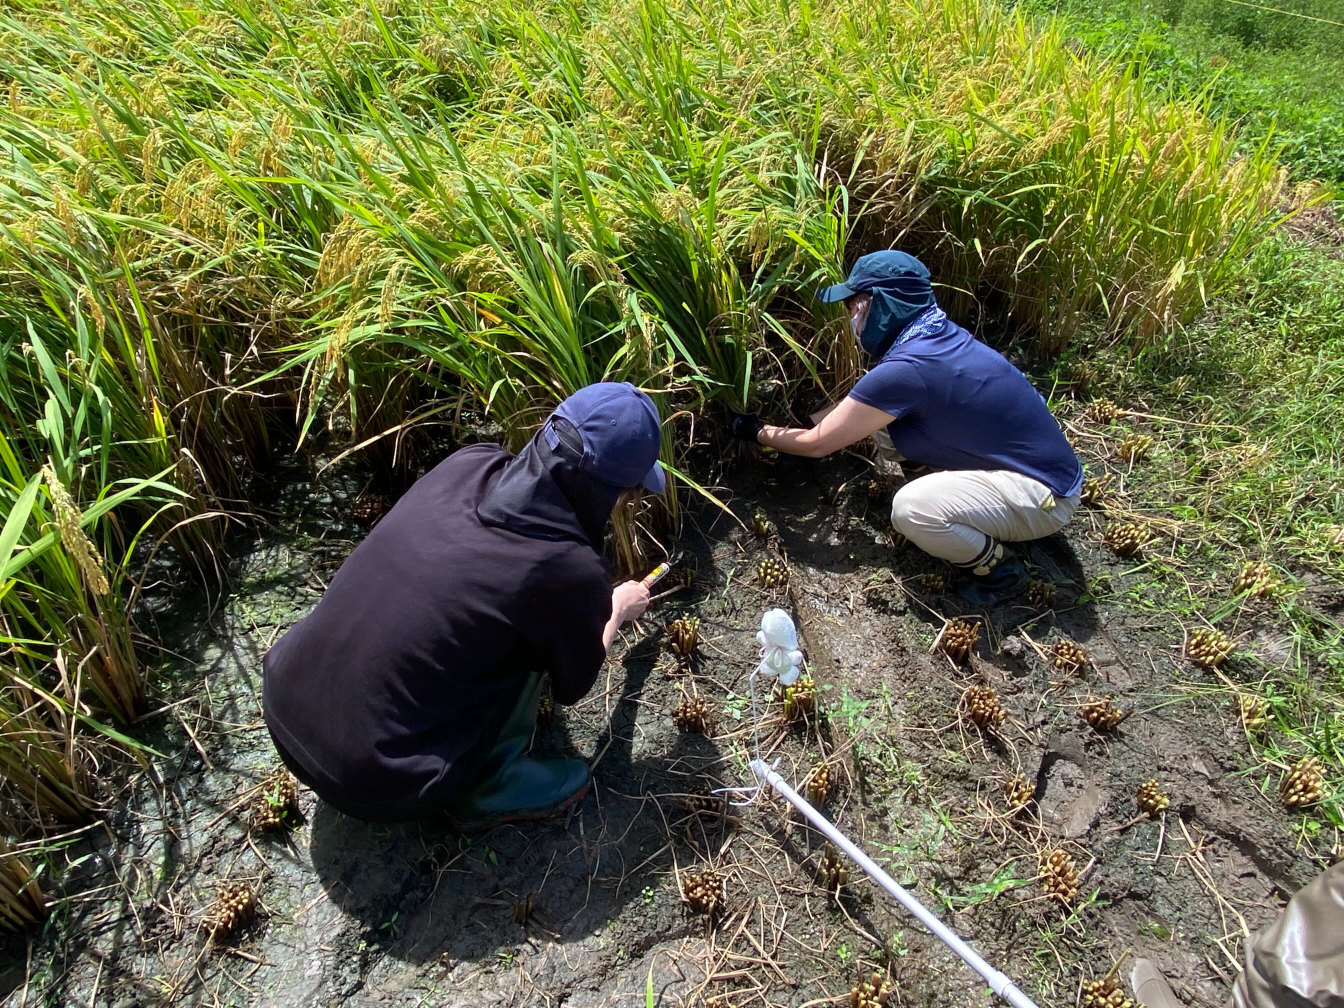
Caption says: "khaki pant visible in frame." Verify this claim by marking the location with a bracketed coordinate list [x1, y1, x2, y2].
[890, 468, 1080, 566]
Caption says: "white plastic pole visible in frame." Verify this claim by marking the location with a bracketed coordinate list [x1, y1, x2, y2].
[751, 759, 1041, 1008]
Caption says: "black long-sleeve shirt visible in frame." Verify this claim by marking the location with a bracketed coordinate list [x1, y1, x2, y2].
[262, 444, 610, 819]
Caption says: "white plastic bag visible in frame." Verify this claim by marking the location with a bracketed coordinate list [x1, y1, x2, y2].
[755, 608, 804, 686]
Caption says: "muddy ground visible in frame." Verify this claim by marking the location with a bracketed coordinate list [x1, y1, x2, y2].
[0, 427, 1329, 1008]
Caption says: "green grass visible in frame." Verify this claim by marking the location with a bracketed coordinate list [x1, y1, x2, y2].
[1019, 0, 1344, 184]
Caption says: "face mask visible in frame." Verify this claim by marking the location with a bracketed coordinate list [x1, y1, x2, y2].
[855, 286, 937, 358]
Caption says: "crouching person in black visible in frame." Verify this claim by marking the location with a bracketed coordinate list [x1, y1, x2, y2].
[262, 382, 664, 827]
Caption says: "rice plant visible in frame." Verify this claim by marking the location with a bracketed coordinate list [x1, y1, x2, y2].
[0, 0, 1292, 830]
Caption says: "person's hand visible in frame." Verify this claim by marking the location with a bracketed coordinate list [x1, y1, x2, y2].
[611, 580, 650, 624]
[728, 410, 764, 443]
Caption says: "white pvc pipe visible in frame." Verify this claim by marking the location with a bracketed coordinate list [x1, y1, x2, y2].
[751, 759, 1040, 1008]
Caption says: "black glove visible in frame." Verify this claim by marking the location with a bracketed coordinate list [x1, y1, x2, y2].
[728, 410, 765, 443]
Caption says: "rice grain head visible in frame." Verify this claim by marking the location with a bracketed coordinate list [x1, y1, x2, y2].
[41, 466, 110, 596]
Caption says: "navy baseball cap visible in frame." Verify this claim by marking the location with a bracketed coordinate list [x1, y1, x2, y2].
[817, 250, 932, 303]
[546, 383, 665, 494]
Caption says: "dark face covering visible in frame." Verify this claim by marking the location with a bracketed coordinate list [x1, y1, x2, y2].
[857, 283, 938, 359]
[477, 422, 623, 552]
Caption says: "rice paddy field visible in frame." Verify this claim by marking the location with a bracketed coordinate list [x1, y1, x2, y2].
[0, 0, 1342, 1002]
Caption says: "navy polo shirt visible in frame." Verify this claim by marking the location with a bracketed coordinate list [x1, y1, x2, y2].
[848, 313, 1083, 498]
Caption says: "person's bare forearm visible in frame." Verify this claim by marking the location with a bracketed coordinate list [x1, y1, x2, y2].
[758, 424, 830, 458]
[602, 615, 622, 650]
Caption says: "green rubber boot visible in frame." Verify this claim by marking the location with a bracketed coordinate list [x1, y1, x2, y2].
[447, 672, 591, 829]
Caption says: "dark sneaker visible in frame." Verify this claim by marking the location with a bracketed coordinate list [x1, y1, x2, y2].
[447, 757, 591, 830]
[956, 556, 1029, 605]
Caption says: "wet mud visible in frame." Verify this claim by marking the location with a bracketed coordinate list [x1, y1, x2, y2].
[0, 449, 1321, 1007]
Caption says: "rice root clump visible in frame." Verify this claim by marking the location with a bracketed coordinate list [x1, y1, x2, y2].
[537, 694, 554, 725]
[1080, 475, 1113, 507]
[1186, 627, 1235, 669]
[1004, 775, 1035, 812]
[512, 894, 533, 924]
[251, 768, 300, 831]
[1039, 848, 1079, 904]
[1279, 757, 1325, 808]
[866, 479, 888, 501]
[1080, 696, 1129, 732]
[803, 762, 832, 806]
[1068, 361, 1098, 393]
[668, 616, 700, 659]
[781, 675, 816, 723]
[672, 695, 711, 734]
[682, 786, 728, 818]
[203, 881, 256, 940]
[1117, 433, 1153, 464]
[1086, 398, 1120, 424]
[669, 567, 695, 591]
[940, 618, 979, 662]
[1240, 695, 1269, 733]
[1136, 779, 1170, 817]
[680, 867, 724, 916]
[850, 972, 893, 1007]
[889, 528, 908, 549]
[757, 557, 788, 588]
[1027, 579, 1056, 607]
[816, 843, 848, 892]
[752, 512, 771, 538]
[1234, 561, 1278, 599]
[1051, 638, 1090, 672]
[1081, 976, 1136, 1008]
[963, 685, 1006, 729]
[917, 571, 945, 594]
[1104, 522, 1149, 556]
[350, 493, 387, 526]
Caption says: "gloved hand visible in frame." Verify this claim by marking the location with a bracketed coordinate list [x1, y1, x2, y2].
[728, 410, 764, 443]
